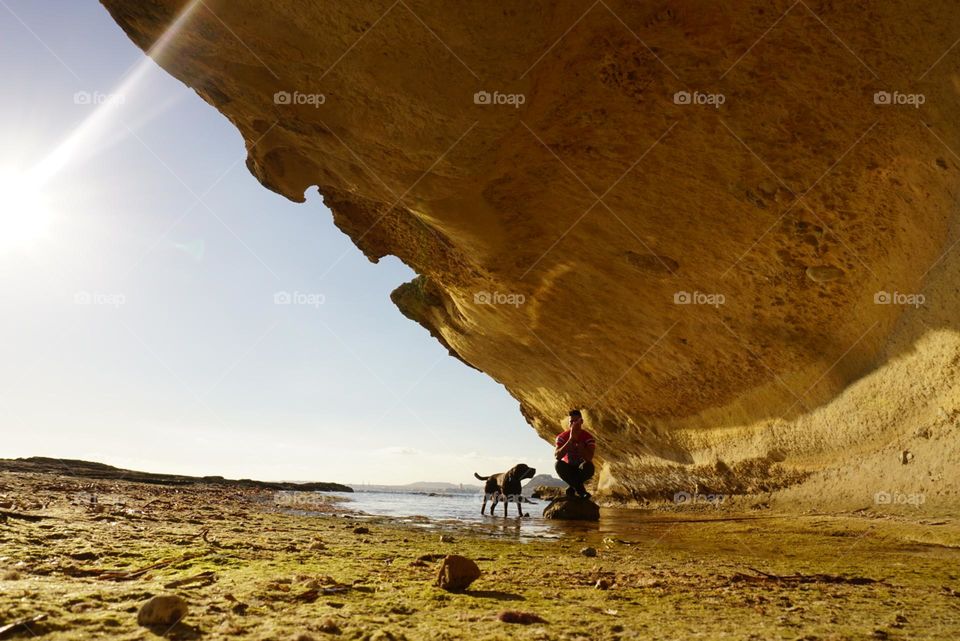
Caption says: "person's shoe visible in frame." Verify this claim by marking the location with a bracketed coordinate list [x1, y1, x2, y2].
[565, 487, 577, 498]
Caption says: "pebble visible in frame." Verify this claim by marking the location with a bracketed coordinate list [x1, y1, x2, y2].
[580, 547, 597, 557]
[137, 594, 188, 627]
[439, 534, 454, 543]
[805, 265, 845, 283]
[499, 610, 547, 624]
[436, 555, 481, 592]
[352, 526, 370, 535]
[595, 578, 611, 590]
[318, 618, 340, 634]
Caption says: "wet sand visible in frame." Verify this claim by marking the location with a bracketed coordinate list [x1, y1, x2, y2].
[1, 470, 958, 640]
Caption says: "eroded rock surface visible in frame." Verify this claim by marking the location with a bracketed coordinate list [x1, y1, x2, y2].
[98, 0, 960, 508]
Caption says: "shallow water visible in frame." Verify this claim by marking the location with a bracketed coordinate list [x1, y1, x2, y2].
[333, 490, 540, 521]
[331, 490, 564, 538]
[330, 490, 769, 542]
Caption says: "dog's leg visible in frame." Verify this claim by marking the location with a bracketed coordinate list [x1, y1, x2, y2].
[480, 493, 487, 515]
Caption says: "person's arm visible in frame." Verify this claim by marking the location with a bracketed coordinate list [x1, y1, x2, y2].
[581, 435, 596, 464]
[582, 443, 596, 463]
[554, 435, 572, 460]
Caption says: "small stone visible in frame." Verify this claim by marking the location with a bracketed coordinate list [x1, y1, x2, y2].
[580, 547, 597, 557]
[318, 618, 340, 634]
[2, 569, 22, 581]
[758, 179, 778, 197]
[436, 555, 481, 592]
[293, 634, 315, 641]
[805, 265, 845, 283]
[900, 450, 913, 464]
[352, 526, 369, 534]
[498, 610, 547, 624]
[137, 595, 188, 627]
[595, 578, 611, 590]
[439, 534, 454, 543]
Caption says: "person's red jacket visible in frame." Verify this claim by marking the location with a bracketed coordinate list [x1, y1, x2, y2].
[555, 429, 595, 464]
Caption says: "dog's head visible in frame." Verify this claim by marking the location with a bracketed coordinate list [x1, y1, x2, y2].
[505, 463, 537, 485]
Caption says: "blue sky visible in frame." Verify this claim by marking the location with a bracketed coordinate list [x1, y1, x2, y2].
[0, 0, 556, 484]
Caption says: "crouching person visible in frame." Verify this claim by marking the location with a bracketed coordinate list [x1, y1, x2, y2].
[554, 409, 595, 499]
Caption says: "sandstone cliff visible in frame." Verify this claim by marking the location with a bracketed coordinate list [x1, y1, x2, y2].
[99, 0, 960, 512]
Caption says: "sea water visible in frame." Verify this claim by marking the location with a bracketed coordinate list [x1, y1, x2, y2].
[328, 490, 578, 539]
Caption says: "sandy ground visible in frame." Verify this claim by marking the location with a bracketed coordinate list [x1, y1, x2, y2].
[1, 471, 958, 640]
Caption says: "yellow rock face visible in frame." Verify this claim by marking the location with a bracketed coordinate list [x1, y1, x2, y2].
[99, 0, 960, 507]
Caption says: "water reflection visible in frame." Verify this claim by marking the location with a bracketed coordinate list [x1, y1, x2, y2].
[327, 490, 772, 542]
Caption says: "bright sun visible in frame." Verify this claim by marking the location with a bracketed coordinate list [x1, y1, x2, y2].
[0, 168, 54, 253]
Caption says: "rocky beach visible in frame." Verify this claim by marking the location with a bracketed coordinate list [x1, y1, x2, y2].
[2, 463, 958, 640]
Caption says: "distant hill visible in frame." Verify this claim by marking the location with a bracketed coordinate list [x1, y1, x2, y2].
[526, 474, 565, 488]
[0, 457, 353, 492]
[351, 474, 565, 496]
[356, 481, 482, 494]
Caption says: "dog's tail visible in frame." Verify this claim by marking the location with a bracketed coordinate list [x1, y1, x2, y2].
[473, 472, 490, 481]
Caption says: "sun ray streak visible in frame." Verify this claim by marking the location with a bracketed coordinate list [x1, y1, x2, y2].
[31, 0, 204, 187]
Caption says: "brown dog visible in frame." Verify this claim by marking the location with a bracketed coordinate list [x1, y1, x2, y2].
[474, 464, 536, 517]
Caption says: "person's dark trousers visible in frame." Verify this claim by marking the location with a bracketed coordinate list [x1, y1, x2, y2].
[555, 460, 595, 496]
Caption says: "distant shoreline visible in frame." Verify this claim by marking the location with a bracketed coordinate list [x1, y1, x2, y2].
[0, 457, 353, 493]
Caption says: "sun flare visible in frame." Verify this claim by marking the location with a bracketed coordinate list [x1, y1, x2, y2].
[0, 168, 53, 252]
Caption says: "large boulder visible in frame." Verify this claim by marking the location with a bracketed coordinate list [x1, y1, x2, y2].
[543, 497, 600, 521]
[98, 0, 960, 510]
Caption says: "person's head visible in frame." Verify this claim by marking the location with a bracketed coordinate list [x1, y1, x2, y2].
[568, 409, 583, 430]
